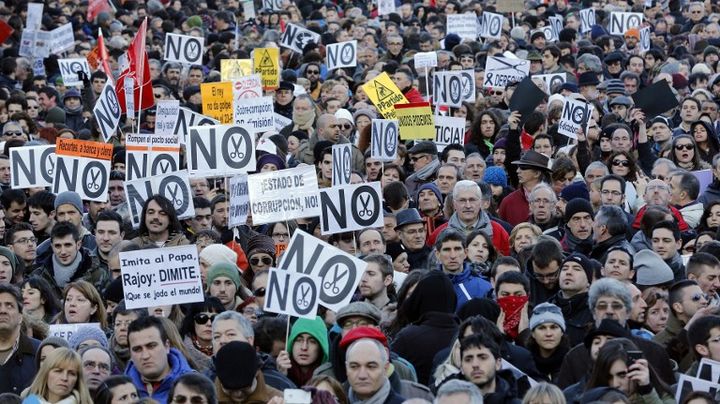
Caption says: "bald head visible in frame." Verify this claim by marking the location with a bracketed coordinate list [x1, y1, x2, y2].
[318, 114, 339, 143]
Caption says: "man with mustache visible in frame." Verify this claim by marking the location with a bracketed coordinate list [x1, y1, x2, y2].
[130, 195, 189, 248]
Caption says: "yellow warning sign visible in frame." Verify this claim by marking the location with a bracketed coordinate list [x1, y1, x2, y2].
[253, 48, 279, 90]
[200, 82, 234, 124]
[362, 72, 408, 119]
[395, 102, 435, 140]
[221, 59, 253, 81]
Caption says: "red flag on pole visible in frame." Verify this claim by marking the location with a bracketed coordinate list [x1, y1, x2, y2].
[97, 30, 114, 84]
[87, 0, 110, 23]
[115, 18, 154, 114]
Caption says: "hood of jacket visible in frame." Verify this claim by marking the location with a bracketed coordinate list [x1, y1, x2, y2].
[125, 348, 193, 397]
[286, 316, 329, 364]
[402, 271, 456, 324]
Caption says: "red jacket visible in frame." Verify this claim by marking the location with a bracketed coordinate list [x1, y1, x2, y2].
[403, 87, 425, 103]
[428, 220, 510, 256]
[632, 205, 690, 231]
[498, 188, 531, 227]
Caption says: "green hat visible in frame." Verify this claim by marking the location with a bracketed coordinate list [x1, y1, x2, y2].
[527, 51, 542, 61]
[186, 15, 203, 28]
[0, 247, 19, 277]
[287, 316, 330, 364]
[207, 262, 242, 289]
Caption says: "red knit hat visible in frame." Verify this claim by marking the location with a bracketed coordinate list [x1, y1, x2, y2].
[338, 326, 388, 350]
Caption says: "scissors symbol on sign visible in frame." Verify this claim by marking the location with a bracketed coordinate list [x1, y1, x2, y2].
[87, 169, 101, 190]
[358, 194, 373, 218]
[297, 285, 310, 307]
[323, 265, 347, 294]
[493, 57, 528, 75]
[229, 135, 245, 160]
[167, 184, 183, 208]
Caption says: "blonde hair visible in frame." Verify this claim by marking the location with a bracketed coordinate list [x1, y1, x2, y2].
[24, 347, 93, 403]
[55, 281, 107, 328]
[522, 382, 566, 404]
[509, 222, 542, 251]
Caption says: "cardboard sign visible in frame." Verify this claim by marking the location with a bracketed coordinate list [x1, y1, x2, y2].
[675, 374, 719, 403]
[509, 76, 549, 122]
[639, 27, 651, 53]
[58, 58, 90, 87]
[362, 72, 408, 119]
[377, 0, 396, 16]
[228, 174, 249, 228]
[326, 40, 357, 70]
[53, 139, 113, 202]
[320, 182, 383, 235]
[534, 26, 556, 42]
[125, 170, 193, 228]
[234, 96, 274, 132]
[123, 77, 134, 117]
[247, 165, 321, 225]
[253, 48, 280, 90]
[631, 79, 679, 118]
[278, 230, 367, 311]
[533, 73, 567, 93]
[200, 82, 233, 124]
[433, 70, 476, 107]
[693, 169, 713, 195]
[48, 323, 101, 341]
[125, 147, 180, 181]
[280, 23, 321, 54]
[26, 2, 43, 30]
[697, 358, 720, 384]
[264, 267, 321, 319]
[10, 145, 55, 189]
[188, 124, 257, 177]
[370, 119, 399, 162]
[163, 33, 204, 65]
[262, 0, 282, 10]
[434, 116, 465, 152]
[558, 97, 594, 139]
[331, 144, 352, 186]
[447, 14, 479, 41]
[221, 59, 253, 81]
[51, 23, 75, 54]
[395, 102, 434, 140]
[173, 107, 219, 145]
[120, 245, 204, 309]
[233, 74, 263, 99]
[483, 56, 529, 89]
[479, 12, 503, 40]
[579, 8, 596, 34]
[608, 12, 643, 35]
[495, 0, 524, 12]
[414, 52, 438, 69]
[273, 113, 292, 132]
[93, 81, 121, 142]
[155, 100, 180, 144]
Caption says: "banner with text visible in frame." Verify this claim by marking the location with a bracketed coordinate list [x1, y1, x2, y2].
[247, 165, 321, 225]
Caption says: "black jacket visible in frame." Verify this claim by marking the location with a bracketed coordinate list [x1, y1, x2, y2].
[0, 334, 40, 395]
[485, 369, 523, 404]
[549, 292, 594, 347]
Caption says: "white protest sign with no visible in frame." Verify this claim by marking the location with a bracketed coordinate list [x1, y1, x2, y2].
[675, 374, 719, 403]
[414, 52, 438, 69]
[174, 107, 219, 145]
[124, 170, 194, 228]
[58, 58, 90, 87]
[164, 33, 204, 65]
[120, 245, 203, 309]
[434, 116, 465, 152]
[188, 124, 257, 177]
[155, 100, 181, 142]
[228, 174, 249, 228]
[278, 229, 367, 311]
[483, 56, 529, 89]
[320, 182, 383, 235]
[53, 157, 110, 203]
[93, 82, 122, 142]
[608, 12, 643, 35]
[639, 27, 651, 53]
[331, 143, 352, 187]
[264, 267, 321, 319]
[447, 14, 479, 41]
[533, 73, 567, 93]
[433, 70, 476, 107]
[558, 97, 594, 139]
[579, 9, 595, 34]
[48, 323, 101, 341]
[10, 145, 55, 189]
[327, 40, 357, 70]
[377, 0, 395, 16]
[370, 119, 398, 162]
[125, 148, 181, 181]
[479, 12, 503, 40]
[697, 358, 720, 384]
[247, 165, 321, 225]
[549, 16, 563, 41]
[234, 96, 274, 132]
[280, 23, 321, 54]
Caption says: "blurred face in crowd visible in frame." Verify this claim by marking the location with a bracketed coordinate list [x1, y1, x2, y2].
[602, 250, 633, 281]
[460, 344, 500, 388]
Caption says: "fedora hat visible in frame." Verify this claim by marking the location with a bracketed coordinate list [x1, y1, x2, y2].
[511, 150, 552, 172]
[394, 208, 424, 230]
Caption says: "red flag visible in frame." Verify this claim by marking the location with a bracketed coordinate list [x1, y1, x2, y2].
[97, 30, 114, 84]
[87, 0, 110, 23]
[0, 20, 14, 44]
[115, 18, 154, 114]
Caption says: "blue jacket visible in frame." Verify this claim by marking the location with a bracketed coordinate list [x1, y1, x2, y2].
[442, 265, 492, 310]
[125, 348, 194, 403]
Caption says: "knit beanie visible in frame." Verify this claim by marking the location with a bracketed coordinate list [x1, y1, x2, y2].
[385, 242, 405, 261]
[68, 325, 109, 350]
[529, 302, 566, 332]
[36, 337, 70, 369]
[564, 198, 594, 222]
[560, 182, 590, 203]
[416, 183, 442, 207]
[590, 24, 607, 41]
[493, 137, 507, 150]
[484, 166, 508, 188]
[605, 79, 625, 96]
[54, 191, 83, 214]
[634, 249, 674, 287]
[247, 234, 275, 258]
[186, 15, 203, 28]
[199, 244, 238, 268]
[207, 262, 242, 289]
[562, 252, 594, 284]
[0, 247, 19, 277]
[45, 107, 66, 124]
[256, 153, 286, 172]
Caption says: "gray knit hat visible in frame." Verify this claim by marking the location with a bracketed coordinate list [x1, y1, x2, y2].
[335, 301, 382, 326]
[634, 249, 674, 286]
[68, 325, 109, 350]
[54, 191, 83, 214]
[529, 302, 566, 332]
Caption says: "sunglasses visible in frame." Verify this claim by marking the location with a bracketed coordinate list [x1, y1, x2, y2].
[690, 293, 708, 302]
[675, 144, 694, 151]
[172, 395, 207, 404]
[410, 155, 428, 162]
[306, 70, 320, 75]
[652, 174, 666, 181]
[253, 287, 266, 297]
[193, 313, 216, 325]
[4, 131, 22, 137]
[339, 123, 353, 130]
[490, 91, 503, 95]
[612, 160, 630, 167]
[250, 256, 273, 266]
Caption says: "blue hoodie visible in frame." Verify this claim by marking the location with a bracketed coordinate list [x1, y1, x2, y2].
[125, 348, 194, 403]
[442, 264, 493, 310]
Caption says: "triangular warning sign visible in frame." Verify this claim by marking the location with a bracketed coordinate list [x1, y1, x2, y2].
[259, 50, 275, 68]
[375, 81, 394, 103]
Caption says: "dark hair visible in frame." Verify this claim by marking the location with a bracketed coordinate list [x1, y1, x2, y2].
[669, 280, 700, 313]
[138, 195, 183, 236]
[0, 189, 25, 210]
[179, 297, 226, 339]
[640, 206, 673, 238]
[466, 230, 497, 264]
[168, 373, 218, 404]
[441, 144, 465, 163]
[51, 221, 80, 242]
[96, 210, 124, 232]
[192, 197, 211, 210]
[525, 112, 546, 135]
[20, 277, 60, 318]
[670, 135, 703, 170]
[601, 174, 627, 194]
[109, 170, 125, 182]
[651, 220, 681, 242]
[111, 300, 148, 320]
[495, 271, 529, 294]
[531, 238, 564, 268]
[0, 284, 21, 313]
[680, 391, 716, 404]
[688, 315, 720, 360]
[127, 316, 169, 348]
[434, 229, 465, 251]
[383, 181, 409, 211]
[92, 375, 135, 404]
[459, 333, 501, 360]
[606, 151, 639, 182]
[253, 316, 287, 355]
[5, 222, 33, 245]
[27, 191, 55, 215]
[491, 256, 520, 278]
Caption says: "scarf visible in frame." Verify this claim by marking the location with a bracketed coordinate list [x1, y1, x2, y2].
[293, 109, 316, 131]
[348, 378, 392, 404]
[192, 336, 213, 357]
[411, 158, 441, 181]
[52, 252, 83, 288]
[448, 211, 494, 239]
[497, 295, 528, 339]
[562, 230, 593, 255]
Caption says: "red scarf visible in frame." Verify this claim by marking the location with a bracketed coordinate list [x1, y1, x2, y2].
[497, 296, 529, 339]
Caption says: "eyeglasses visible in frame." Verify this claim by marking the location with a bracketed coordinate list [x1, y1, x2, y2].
[338, 123, 353, 130]
[3, 131, 23, 137]
[401, 227, 426, 235]
[460, 56, 474, 62]
[601, 190, 623, 197]
[342, 318, 371, 329]
[306, 70, 320, 75]
[595, 302, 625, 311]
[242, 307, 262, 316]
[193, 313, 217, 325]
[531, 198, 553, 206]
[250, 256, 273, 266]
[652, 174, 666, 181]
[27, 105, 39, 110]
[172, 395, 207, 404]
[675, 144, 694, 151]
[83, 361, 111, 373]
[491, 91, 503, 95]
[533, 269, 560, 281]
[13, 237, 36, 245]
[272, 232, 290, 239]
[253, 287, 266, 297]
[612, 160, 630, 167]
[388, 42, 403, 46]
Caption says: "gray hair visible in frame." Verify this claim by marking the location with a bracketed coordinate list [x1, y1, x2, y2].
[588, 277, 632, 316]
[653, 158, 677, 170]
[453, 180, 482, 200]
[594, 205, 627, 237]
[346, 338, 388, 364]
[529, 183, 557, 204]
[435, 380, 483, 404]
[212, 311, 254, 339]
[585, 161, 609, 177]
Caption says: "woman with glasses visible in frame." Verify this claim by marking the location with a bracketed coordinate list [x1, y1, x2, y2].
[22, 347, 94, 404]
[669, 135, 711, 171]
[179, 297, 226, 372]
[265, 220, 296, 254]
[606, 150, 642, 211]
[246, 234, 276, 282]
[168, 373, 217, 404]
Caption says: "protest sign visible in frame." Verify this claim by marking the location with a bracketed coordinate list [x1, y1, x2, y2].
[221, 59, 253, 81]
[495, 0, 524, 12]
[173, 107, 219, 145]
[509, 77, 548, 122]
[675, 374, 719, 403]
[414, 52, 438, 69]
[579, 8, 595, 34]
[247, 165, 321, 225]
[639, 27, 651, 53]
[479, 12, 503, 40]
[233, 96, 274, 132]
[120, 245, 203, 309]
[631, 80, 679, 117]
[278, 230, 367, 312]
[434, 116, 466, 152]
[447, 14, 479, 41]
[125, 170, 193, 228]
[48, 323, 101, 341]
[697, 358, 720, 384]
[155, 100, 180, 144]
[320, 182, 383, 235]
[483, 56, 529, 89]
[362, 72, 408, 119]
[188, 124, 257, 177]
[10, 145, 55, 189]
[558, 97, 594, 139]
[694, 169, 713, 195]
[395, 102, 434, 140]
[370, 119, 399, 162]
[163, 33, 204, 65]
[200, 82, 233, 123]
[93, 82, 121, 142]
[123, 77, 134, 117]
[228, 174, 249, 228]
[264, 267, 321, 319]
[331, 144, 352, 186]
[549, 16, 563, 40]
[58, 58, 90, 87]
[52, 139, 113, 202]
[273, 113, 292, 132]
[232, 74, 262, 99]
[433, 70, 476, 107]
[377, 0, 395, 16]
[608, 12, 643, 35]
[27, 3, 43, 30]
[535, 26, 556, 42]
[262, 0, 282, 10]
[533, 73, 567, 93]
[253, 48, 280, 90]
[125, 147, 180, 181]
[326, 40, 357, 70]
[51, 23, 75, 54]
[280, 23, 321, 54]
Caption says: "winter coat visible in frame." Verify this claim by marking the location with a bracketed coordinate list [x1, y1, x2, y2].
[589, 234, 636, 263]
[35, 230, 96, 269]
[677, 201, 704, 229]
[498, 188, 530, 227]
[699, 182, 720, 207]
[653, 313, 694, 372]
[286, 316, 329, 387]
[32, 247, 109, 299]
[216, 371, 282, 404]
[0, 334, 40, 395]
[665, 253, 686, 283]
[402, 87, 425, 103]
[130, 232, 190, 248]
[125, 348, 194, 403]
[429, 217, 511, 257]
[484, 369, 524, 404]
[442, 266, 493, 310]
[549, 292, 594, 347]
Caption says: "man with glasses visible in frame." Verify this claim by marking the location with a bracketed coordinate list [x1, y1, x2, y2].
[1, 121, 27, 142]
[80, 346, 113, 394]
[303, 63, 322, 100]
[405, 141, 440, 195]
[394, 208, 432, 270]
[382, 35, 404, 64]
[686, 252, 720, 308]
[6, 223, 37, 270]
[528, 183, 559, 232]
